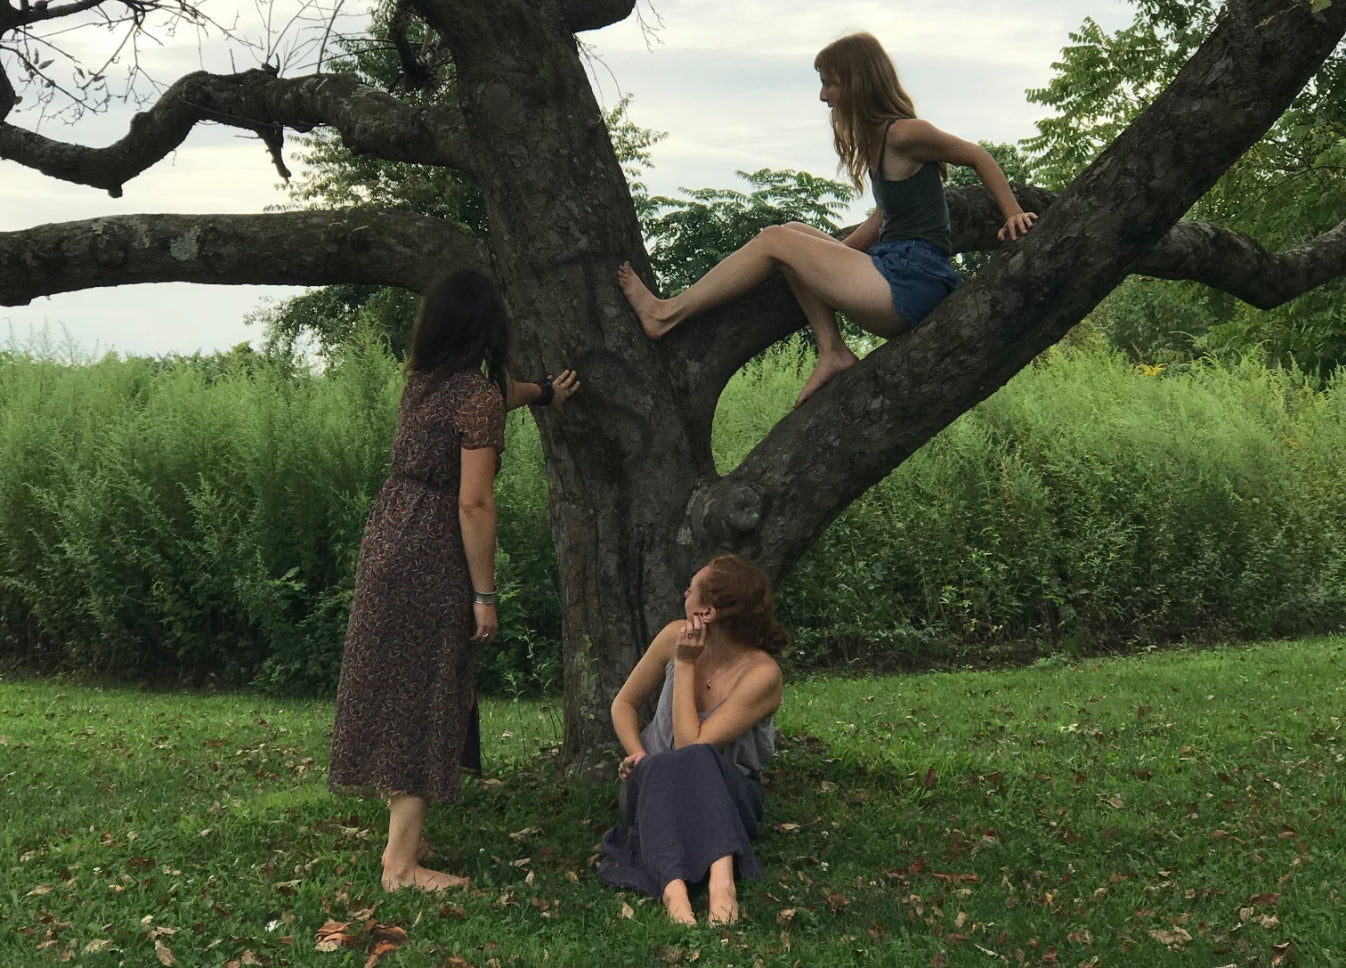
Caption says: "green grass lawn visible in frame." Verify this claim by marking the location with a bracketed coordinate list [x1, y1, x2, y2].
[2, 637, 1343, 967]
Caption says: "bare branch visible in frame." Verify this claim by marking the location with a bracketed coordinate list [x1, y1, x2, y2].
[0, 65, 474, 196]
[0, 210, 487, 305]
[5, 0, 107, 29]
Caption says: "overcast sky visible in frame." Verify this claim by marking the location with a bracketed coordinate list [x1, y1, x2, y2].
[0, 0, 1131, 357]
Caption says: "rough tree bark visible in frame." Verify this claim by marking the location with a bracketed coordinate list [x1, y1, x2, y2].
[2, 0, 1345, 774]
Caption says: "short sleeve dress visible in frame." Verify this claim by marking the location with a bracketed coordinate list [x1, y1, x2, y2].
[328, 368, 505, 805]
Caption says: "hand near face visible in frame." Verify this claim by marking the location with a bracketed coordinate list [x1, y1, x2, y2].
[674, 611, 709, 663]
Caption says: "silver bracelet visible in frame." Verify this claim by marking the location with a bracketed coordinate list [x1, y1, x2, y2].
[472, 588, 498, 605]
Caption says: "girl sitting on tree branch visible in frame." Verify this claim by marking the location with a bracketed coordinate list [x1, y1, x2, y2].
[619, 31, 1036, 407]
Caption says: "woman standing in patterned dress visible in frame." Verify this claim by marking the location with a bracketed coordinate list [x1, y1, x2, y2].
[328, 269, 578, 893]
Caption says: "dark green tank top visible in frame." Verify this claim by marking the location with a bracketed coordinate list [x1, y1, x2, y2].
[872, 119, 952, 256]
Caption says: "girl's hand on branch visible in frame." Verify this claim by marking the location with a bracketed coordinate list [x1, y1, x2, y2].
[998, 211, 1038, 242]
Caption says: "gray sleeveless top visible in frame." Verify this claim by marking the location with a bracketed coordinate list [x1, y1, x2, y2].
[639, 661, 776, 779]
[872, 119, 953, 255]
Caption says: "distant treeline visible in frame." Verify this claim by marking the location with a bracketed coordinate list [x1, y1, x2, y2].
[1, 337, 1342, 694]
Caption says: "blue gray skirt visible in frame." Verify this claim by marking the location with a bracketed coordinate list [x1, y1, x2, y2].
[869, 238, 963, 325]
[598, 743, 764, 897]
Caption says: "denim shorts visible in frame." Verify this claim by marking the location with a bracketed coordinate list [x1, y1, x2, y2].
[869, 239, 963, 326]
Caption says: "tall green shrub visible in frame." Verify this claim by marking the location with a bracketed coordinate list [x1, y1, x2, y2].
[715, 340, 1346, 669]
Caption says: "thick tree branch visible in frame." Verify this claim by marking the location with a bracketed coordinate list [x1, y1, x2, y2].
[1136, 217, 1346, 308]
[562, 0, 636, 32]
[0, 210, 487, 304]
[951, 182, 1346, 308]
[694, 0, 1346, 580]
[0, 66, 474, 197]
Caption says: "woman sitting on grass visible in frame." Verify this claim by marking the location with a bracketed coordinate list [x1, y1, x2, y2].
[598, 554, 786, 925]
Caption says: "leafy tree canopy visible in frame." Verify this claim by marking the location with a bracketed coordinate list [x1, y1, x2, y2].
[1025, 0, 1346, 373]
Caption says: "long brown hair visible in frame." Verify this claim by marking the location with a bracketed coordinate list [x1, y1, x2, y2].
[404, 269, 511, 401]
[701, 555, 789, 656]
[814, 32, 943, 189]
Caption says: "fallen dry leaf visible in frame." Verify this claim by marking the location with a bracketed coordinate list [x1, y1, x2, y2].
[314, 921, 356, 952]
[154, 939, 175, 966]
[26, 884, 53, 897]
[1271, 941, 1294, 965]
[1149, 927, 1192, 948]
[619, 901, 635, 920]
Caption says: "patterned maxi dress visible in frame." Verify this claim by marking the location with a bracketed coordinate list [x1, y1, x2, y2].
[329, 368, 505, 804]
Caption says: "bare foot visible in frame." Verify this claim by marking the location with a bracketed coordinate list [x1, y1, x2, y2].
[707, 859, 739, 924]
[662, 879, 696, 926]
[794, 345, 860, 408]
[617, 262, 676, 340]
[380, 865, 469, 893]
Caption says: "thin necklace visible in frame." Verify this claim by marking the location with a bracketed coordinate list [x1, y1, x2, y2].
[703, 656, 751, 691]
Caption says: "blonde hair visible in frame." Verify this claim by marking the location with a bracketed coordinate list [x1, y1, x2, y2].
[814, 32, 943, 189]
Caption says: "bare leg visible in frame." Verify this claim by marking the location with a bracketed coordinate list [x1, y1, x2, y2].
[706, 855, 739, 924]
[618, 224, 903, 345]
[662, 878, 697, 925]
[381, 794, 470, 892]
[782, 267, 860, 408]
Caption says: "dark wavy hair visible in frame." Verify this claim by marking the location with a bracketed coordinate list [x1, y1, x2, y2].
[404, 269, 511, 399]
[701, 554, 790, 656]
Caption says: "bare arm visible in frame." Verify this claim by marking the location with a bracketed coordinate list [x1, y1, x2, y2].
[459, 445, 499, 642]
[843, 208, 883, 251]
[672, 659, 781, 751]
[504, 369, 581, 412]
[611, 621, 679, 757]
[669, 616, 783, 751]
[890, 119, 1037, 241]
